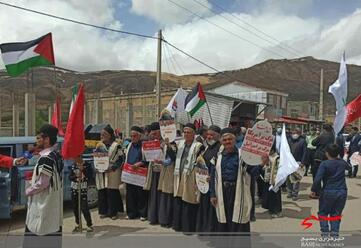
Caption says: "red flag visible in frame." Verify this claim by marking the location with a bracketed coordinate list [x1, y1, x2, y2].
[0, 154, 14, 169]
[51, 96, 65, 136]
[62, 84, 85, 159]
[345, 94, 361, 125]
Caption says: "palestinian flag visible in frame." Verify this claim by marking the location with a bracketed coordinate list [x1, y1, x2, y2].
[185, 82, 206, 117]
[0, 33, 55, 77]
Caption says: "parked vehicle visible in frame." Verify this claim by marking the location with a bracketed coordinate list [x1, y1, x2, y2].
[0, 136, 98, 219]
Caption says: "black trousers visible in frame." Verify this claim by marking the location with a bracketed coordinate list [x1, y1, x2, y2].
[126, 183, 148, 219]
[147, 172, 161, 224]
[181, 201, 199, 233]
[217, 184, 251, 233]
[256, 176, 264, 199]
[261, 182, 282, 214]
[98, 188, 123, 217]
[172, 196, 183, 231]
[23, 226, 62, 248]
[312, 160, 321, 181]
[159, 192, 174, 227]
[196, 192, 217, 233]
[71, 190, 92, 227]
[250, 176, 256, 219]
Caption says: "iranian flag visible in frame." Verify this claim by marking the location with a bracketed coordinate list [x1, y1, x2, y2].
[185, 82, 206, 117]
[62, 84, 85, 159]
[0, 33, 55, 77]
[51, 96, 65, 136]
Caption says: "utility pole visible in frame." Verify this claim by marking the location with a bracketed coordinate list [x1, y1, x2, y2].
[156, 30, 162, 119]
[319, 68, 324, 121]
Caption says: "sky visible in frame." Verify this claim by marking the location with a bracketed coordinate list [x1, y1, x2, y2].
[0, 0, 361, 74]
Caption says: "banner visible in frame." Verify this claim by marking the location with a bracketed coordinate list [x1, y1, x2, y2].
[142, 140, 163, 162]
[240, 120, 274, 166]
[121, 163, 148, 187]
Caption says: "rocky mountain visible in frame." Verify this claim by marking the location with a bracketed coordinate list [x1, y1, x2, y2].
[206, 56, 361, 114]
[1, 56, 361, 116]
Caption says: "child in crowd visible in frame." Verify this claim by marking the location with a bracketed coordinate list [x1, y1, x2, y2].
[310, 144, 348, 237]
[69, 157, 93, 232]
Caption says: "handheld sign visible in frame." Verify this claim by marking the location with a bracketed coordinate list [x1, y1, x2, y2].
[240, 120, 274, 166]
[121, 163, 148, 187]
[195, 168, 209, 194]
[159, 109, 177, 142]
[350, 152, 361, 166]
[142, 140, 163, 162]
[93, 153, 110, 172]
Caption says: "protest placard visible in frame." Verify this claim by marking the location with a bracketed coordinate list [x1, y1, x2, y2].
[93, 153, 110, 172]
[160, 109, 177, 142]
[121, 163, 148, 187]
[142, 140, 163, 162]
[240, 120, 274, 166]
[195, 168, 209, 194]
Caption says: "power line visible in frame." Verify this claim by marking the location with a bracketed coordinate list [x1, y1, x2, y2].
[0, 0, 324, 86]
[166, 0, 286, 59]
[166, 43, 186, 75]
[164, 40, 185, 75]
[167, 0, 325, 87]
[163, 38, 258, 86]
[0, 1, 158, 40]
[163, 39, 223, 74]
[193, 0, 302, 57]
[206, 0, 305, 56]
[162, 42, 175, 74]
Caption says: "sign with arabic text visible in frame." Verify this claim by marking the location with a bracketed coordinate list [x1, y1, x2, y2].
[240, 120, 274, 166]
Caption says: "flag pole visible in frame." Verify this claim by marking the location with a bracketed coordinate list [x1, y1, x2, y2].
[205, 101, 214, 125]
[77, 174, 83, 232]
[53, 65, 57, 95]
[187, 112, 191, 122]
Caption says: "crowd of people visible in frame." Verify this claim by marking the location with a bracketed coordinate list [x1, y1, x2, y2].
[72, 122, 356, 237]
[3, 121, 359, 247]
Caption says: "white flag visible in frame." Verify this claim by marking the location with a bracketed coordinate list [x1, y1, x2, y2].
[269, 124, 299, 193]
[328, 53, 348, 135]
[166, 88, 188, 116]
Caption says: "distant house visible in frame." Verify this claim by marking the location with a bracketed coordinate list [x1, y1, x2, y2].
[204, 81, 288, 121]
[287, 100, 319, 120]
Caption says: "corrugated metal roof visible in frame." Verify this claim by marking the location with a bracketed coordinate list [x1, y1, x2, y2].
[205, 81, 288, 97]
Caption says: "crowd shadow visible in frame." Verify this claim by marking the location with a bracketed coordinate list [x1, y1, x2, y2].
[255, 211, 272, 220]
[281, 201, 312, 220]
[89, 225, 145, 239]
[299, 182, 312, 191]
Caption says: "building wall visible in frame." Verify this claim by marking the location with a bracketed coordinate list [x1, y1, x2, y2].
[85, 91, 174, 135]
[287, 101, 319, 120]
[209, 82, 288, 121]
